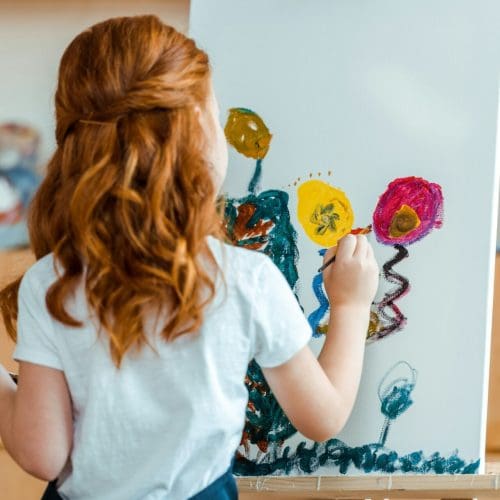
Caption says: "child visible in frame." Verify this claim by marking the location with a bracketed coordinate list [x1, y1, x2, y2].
[0, 15, 379, 500]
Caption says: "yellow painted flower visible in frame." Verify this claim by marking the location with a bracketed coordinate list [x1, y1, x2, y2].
[297, 180, 354, 247]
[224, 108, 272, 160]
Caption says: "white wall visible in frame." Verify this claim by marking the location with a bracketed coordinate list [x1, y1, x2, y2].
[0, 0, 190, 166]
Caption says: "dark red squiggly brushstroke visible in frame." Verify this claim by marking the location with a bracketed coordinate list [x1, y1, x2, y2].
[372, 244, 410, 341]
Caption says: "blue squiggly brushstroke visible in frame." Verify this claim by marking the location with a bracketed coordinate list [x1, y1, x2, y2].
[307, 249, 329, 337]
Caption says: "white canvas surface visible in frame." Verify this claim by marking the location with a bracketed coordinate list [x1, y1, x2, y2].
[190, 0, 500, 475]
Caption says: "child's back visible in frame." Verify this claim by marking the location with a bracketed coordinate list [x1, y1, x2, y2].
[0, 15, 378, 500]
[16, 238, 309, 498]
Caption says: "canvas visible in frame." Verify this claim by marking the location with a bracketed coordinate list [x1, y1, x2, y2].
[190, 0, 500, 476]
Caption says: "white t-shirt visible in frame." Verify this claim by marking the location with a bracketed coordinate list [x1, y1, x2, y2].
[13, 237, 311, 500]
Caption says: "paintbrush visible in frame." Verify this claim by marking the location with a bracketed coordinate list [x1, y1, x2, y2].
[317, 225, 372, 273]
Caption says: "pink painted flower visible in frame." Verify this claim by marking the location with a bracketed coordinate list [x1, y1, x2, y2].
[373, 176, 443, 246]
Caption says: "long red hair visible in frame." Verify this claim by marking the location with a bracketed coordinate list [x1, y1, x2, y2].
[0, 15, 224, 367]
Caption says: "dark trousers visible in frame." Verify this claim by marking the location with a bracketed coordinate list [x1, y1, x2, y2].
[188, 464, 237, 500]
[40, 481, 60, 500]
[41, 463, 238, 499]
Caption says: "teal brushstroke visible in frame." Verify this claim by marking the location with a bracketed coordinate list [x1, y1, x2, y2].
[378, 361, 417, 446]
[225, 188, 301, 454]
[248, 158, 263, 194]
[225, 189, 299, 288]
[244, 359, 297, 449]
[234, 440, 480, 476]
[232, 107, 255, 115]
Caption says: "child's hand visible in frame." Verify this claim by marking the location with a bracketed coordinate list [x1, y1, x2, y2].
[322, 234, 379, 310]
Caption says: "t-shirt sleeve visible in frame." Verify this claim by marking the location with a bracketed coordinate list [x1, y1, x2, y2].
[251, 255, 312, 368]
[12, 270, 63, 370]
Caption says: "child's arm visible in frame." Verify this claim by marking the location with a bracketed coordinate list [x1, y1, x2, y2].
[262, 234, 378, 442]
[0, 359, 73, 480]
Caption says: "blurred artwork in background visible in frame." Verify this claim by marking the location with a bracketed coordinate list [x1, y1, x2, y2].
[0, 123, 41, 249]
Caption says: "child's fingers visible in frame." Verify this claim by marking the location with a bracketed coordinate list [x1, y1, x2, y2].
[336, 234, 356, 261]
[353, 234, 368, 259]
[366, 241, 375, 260]
[367, 244, 379, 277]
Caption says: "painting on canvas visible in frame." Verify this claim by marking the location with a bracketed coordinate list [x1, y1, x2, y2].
[190, 0, 500, 476]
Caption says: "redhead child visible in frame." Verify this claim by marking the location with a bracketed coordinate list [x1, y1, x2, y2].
[0, 15, 379, 500]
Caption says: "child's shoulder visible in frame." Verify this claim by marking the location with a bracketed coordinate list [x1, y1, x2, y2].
[21, 253, 58, 292]
[207, 236, 272, 278]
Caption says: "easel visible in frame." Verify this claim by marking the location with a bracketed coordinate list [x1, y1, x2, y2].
[237, 454, 500, 500]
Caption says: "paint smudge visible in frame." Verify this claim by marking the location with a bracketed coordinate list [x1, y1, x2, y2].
[370, 177, 444, 341]
[297, 180, 354, 247]
[368, 310, 381, 337]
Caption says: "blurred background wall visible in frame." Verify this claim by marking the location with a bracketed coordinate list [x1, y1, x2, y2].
[0, 0, 189, 164]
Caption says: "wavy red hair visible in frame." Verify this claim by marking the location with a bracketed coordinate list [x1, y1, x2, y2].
[0, 15, 225, 367]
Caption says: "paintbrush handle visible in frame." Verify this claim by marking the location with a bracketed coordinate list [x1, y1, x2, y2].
[317, 224, 372, 273]
[317, 255, 336, 273]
